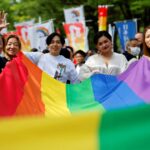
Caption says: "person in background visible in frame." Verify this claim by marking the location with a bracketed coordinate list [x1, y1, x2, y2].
[42, 49, 49, 54]
[135, 32, 143, 46]
[73, 50, 86, 74]
[60, 48, 70, 59]
[85, 49, 95, 60]
[31, 48, 38, 52]
[135, 32, 144, 58]
[66, 46, 74, 61]
[79, 31, 128, 81]
[123, 38, 140, 65]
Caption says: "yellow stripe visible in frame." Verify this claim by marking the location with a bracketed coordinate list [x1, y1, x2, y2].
[41, 72, 71, 117]
[0, 110, 102, 150]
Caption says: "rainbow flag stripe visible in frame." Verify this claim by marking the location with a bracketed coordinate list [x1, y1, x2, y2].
[0, 104, 150, 150]
[0, 53, 149, 117]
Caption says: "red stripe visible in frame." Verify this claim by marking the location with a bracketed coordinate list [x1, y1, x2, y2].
[98, 6, 108, 17]
[0, 52, 28, 116]
[0, 52, 45, 117]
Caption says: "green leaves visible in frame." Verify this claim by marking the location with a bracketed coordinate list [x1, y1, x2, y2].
[0, 0, 149, 41]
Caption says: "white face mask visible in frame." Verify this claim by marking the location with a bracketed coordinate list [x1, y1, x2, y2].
[129, 47, 141, 56]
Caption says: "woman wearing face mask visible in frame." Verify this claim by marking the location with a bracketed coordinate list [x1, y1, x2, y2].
[79, 31, 128, 81]
[123, 38, 141, 66]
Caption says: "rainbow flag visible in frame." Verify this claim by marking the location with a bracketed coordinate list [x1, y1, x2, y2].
[0, 53, 150, 117]
[0, 53, 150, 149]
[0, 104, 150, 150]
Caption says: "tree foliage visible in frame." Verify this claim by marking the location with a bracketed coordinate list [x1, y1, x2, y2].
[0, 0, 149, 30]
[0, 0, 149, 49]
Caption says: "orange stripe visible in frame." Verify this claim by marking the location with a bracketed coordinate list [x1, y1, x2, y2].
[15, 54, 45, 116]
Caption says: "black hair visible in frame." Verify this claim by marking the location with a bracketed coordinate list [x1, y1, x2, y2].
[60, 48, 70, 59]
[94, 31, 112, 45]
[46, 32, 65, 46]
[31, 48, 38, 52]
[42, 49, 49, 54]
[74, 50, 86, 58]
[66, 46, 74, 53]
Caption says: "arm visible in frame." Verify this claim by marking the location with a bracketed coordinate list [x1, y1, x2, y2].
[0, 11, 9, 31]
[120, 54, 128, 73]
[78, 64, 94, 81]
[23, 52, 43, 64]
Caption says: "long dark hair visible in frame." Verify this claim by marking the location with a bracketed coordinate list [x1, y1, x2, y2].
[143, 26, 150, 57]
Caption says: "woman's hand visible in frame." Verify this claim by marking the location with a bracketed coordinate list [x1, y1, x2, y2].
[0, 11, 9, 31]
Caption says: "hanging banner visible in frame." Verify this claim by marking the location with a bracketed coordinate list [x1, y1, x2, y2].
[114, 19, 137, 52]
[63, 22, 88, 52]
[64, 5, 85, 23]
[14, 19, 35, 27]
[98, 5, 108, 31]
[28, 20, 54, 52]
[15, 25, 32, 52]
[14, 19, 35, 52]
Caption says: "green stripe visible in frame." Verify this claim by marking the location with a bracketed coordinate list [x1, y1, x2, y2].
[99, 104, 150, 150]
[66, 78, 104, 113]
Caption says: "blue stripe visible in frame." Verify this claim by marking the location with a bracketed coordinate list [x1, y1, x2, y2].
[91, 74, 144, 110]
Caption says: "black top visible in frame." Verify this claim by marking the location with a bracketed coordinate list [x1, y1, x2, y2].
[0, 56, 9, 73]
[123, 51, 136, 61]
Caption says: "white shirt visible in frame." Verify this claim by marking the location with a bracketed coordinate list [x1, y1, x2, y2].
[79, 53, 128, 81]
[75, 63, 84, 75]
[24, 52, 79, 83]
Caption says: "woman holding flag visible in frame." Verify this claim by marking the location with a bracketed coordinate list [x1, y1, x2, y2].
[79, 31, 128, 81]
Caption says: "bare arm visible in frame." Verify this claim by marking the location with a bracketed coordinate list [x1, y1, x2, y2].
[0, 11, 9, 31]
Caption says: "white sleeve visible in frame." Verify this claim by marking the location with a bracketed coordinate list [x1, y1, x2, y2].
[120, 54, 128, 73]
[23, 52, 43, 64]
[78, 64, 94, 81]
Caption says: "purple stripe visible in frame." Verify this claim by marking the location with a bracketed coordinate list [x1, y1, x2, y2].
[118, 56, 150, 103]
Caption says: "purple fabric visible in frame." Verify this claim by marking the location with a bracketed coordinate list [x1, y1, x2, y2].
[118, 56, 150, 103]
